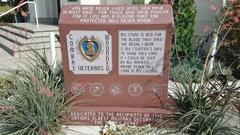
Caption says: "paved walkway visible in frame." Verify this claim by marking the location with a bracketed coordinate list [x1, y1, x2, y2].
[0, 47, 62, 73]
[63, 126, 101, 135]
[0, 48, 19, 72]
[0, 48, 102, 134]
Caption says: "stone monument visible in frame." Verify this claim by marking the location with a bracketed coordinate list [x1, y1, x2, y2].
[59, 4, 174, 126]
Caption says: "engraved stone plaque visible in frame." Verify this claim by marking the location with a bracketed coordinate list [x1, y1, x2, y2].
[119, 30, 166, 75]
[66, 31, 112, 74]
[59, 4, 174, 126]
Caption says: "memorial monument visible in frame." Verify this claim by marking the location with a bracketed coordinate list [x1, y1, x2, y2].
[59, 4, 174, 125]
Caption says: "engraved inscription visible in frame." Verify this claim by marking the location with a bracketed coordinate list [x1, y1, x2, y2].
[70, 111, 163, 125]
[62, 5, 169, 24]
[119, 30, 166, 75]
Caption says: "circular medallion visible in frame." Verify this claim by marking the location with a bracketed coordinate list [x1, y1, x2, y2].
[109, 83, 123, 96]
[148, 83, 161, 95]
[128, 83, 143, 97]
[70, 83, 85, 95]
[89, 83, 104, 96]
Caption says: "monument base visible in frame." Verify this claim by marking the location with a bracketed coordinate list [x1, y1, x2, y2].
[68, 107, 173, 126]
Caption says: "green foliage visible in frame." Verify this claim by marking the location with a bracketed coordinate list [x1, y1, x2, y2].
[173, 0, 196, 57]
[0, 50, 66, 135]
[171, 56, 204, 82]
[0, 13, 15, 23]
[149, 0, 163, 4]
[171, 34, 206, 82]
[215, 2, 240, 79]
[0, 76, 13, 100]
[0, 2, 14, 22]
[170, 68, 240, 134]
[0, 3, 11, 13]
[150, 0, 197, 57]
[132, 0, 145, 4]
[169, 2, 240, 134]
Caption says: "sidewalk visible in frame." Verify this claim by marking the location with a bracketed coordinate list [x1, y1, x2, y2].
[63, 126, 101, 135]
[0, 48, 20, 72]
[0, 47, 62, 73]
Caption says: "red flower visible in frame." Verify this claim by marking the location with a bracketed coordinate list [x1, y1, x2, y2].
[233, 17, 240, 23]
[39, 128, 52, 135]
[37, 87, 54, 97]
[210, 4, 218, 11]
[236, 9, 240, 14]
[202, 25, 211, 33]
[226, 10, 234, 16]
[228, 0, 238, 4]
[32, 75, 39, 84]
[222, 23, 230, 29]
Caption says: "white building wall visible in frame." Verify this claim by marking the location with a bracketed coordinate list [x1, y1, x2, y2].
[81, 0, 100, 5]
[29, 0, 58, 24]
[29, 0, 224, 28]
[100, 0, 132, 4]
[195, 0, 223, 35]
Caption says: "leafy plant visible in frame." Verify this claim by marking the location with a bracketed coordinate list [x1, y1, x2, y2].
[169, 1, 240, 134]
[0, 75, 13, 100]
[170, 69, 240, 134]
[173, 0, 196, 57]
[150, 0, 197, 57]
[215, 1, 240, 79]
[132, 0, 145, 4]
[0, 50, 66, 135]
[170, 54, 204, 83]
[149, 0, 163, 4]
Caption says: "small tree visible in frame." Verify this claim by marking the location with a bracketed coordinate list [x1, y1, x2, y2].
[150, 0, 197, 58]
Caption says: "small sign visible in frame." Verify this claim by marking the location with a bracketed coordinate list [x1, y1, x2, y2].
[119, 30, 166, 75]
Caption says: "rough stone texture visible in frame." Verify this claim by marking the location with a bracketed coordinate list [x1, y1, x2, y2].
[59, 4, 174, 126]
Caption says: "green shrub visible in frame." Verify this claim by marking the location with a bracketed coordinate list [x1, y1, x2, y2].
[215, 1, 240, 79]
[169, 1, 240, 134]
[0, 50, 66, 135]
[0, 13, 15, 23]
[0, 75, 14, 100]
[214, 1, 240, 115]
[149, 0, 163, 4]
[132, 0, 145, 4]
[170, 70, 240, 134]
[170, 22, 240, 134]
[174, 0, 196, 57]
[171, 56, 204, 83]
[150, 0, 197, 57]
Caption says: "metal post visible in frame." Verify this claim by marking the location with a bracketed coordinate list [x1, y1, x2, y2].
[33, 2, 39, 29]
[223, 0, 226, 7]
[50, 32, 56, 69]
[208, 0, 227, 74]
[208, 33, 218, 74]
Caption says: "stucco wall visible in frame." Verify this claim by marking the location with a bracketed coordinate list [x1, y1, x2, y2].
[29, 0, 224, 28]
[195, 0, 223, 35]
[100, 0, 132, 4]
[29, 0, 58, 24]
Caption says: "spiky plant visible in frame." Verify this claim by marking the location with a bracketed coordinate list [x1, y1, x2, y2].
[169, 1, 240, 134]
[170, 69, 240, 134]
[0, 50, 67, 135]
[0, 75, 13, 100]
